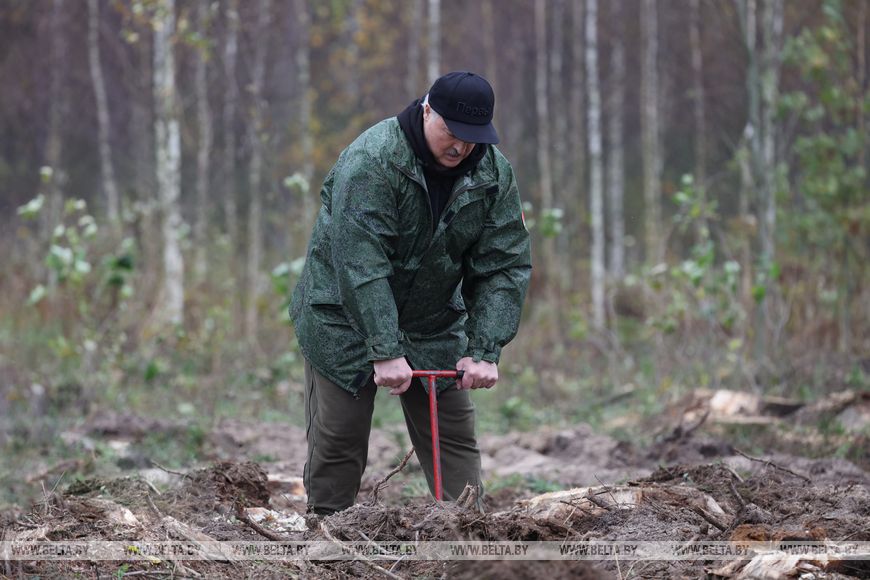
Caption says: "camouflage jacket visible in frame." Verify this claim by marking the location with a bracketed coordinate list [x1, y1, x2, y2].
[289, 117, 531, 394]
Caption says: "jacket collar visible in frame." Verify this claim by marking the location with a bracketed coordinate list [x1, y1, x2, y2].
[387, 117, 497, 191]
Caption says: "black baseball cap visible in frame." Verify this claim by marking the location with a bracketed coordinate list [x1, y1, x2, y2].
[428, 71, 499, 144]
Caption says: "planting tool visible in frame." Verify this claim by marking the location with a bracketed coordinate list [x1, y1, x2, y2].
[411, 369, 465, 501]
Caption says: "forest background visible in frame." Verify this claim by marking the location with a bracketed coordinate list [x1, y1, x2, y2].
[0, 0, 867, 506]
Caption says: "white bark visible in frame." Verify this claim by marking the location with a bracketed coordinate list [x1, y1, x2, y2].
[568, 0, 586, 288]
[154, 0, 184, 326]
[345, 0, 363, 103]
[244, 0, 272, 343]
[427, 0, 441, 84]
[44, 0, 66, 245]
[193, 0, 212, 281]
[406, 0, 423, 97]
[690, 0, 707, 192]
[586, 0, 605, 330]
[759, 0, 783, 267]
[535, 0, 556, 293]
[607, 0, 626, 280]
[641, 0, 662, 263]
[87, 0, 120, 224]
[294, 0, 313, 221]
[222, 0, 239, 253]
[534, 0, 553, 212]
[481, 0, 497, 92]
[550, 0, 566, 190]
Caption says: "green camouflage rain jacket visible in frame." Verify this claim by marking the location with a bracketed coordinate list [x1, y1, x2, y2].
[289, 117, 531, 394]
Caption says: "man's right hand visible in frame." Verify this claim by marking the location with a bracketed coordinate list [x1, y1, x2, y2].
[373, 357, 413, 396]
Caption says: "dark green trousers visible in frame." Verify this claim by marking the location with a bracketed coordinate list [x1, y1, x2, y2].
[303, 359, 483, 514]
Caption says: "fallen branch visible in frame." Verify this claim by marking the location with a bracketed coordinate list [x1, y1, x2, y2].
[234, 503, 290, 542]
[728, 478, 746, 510]
[690, 506, 728, 532]
[733, 449, 812, 483]
[369, 448, 415, 505]
[149, 460, 193, 481]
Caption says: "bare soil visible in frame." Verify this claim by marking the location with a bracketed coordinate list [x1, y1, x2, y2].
[2, 399, 869, 579]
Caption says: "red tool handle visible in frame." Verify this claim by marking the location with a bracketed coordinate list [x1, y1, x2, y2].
[410, 370, 464, 501]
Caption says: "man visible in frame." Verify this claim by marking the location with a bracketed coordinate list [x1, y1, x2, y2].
[290, 71, 531, 515]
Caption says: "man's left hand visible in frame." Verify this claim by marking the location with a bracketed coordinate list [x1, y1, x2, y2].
[455, 357, 498, 390]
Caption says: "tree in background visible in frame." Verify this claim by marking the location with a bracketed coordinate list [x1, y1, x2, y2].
[607, 0, 626, 281]
[641, 0, 663, 264]
[244, 0, 272, 345]
[153, 0, 184, 327]
[586, 0, 605, 330]
[193, 0, 214, 283]
[782, 0, 868, 354]
[87, 0, 120, 226]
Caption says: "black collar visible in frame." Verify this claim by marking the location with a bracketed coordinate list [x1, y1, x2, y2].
[397, 99, 485, 178]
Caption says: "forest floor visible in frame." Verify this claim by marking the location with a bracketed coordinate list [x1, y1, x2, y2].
[2, 389, 869, 579]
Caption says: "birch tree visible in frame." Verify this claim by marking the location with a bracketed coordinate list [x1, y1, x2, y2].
[737, 0, 783, 368]
[244, 0, 272, 343]
[534, 0, 556, 290]
[569, 0, 586, 283]
[294, 0, 313, 223]
[153, 0, 184, 326]
[43, 0, 67, 244]
[689, 0, 707, 198]
[549, 0, 567, 191]
[193, 0, 213, 281]
[87, 0, 120, 224]
[586, 0, 605, 329]
[222, 0, 239, 256]
[406, 0, 423, 97]
[427, 0, 440, 84]
[641, 0, 662, 263]
[607, 0, 626, 280]
[759, 0, 783, 271]
[481, 0, 497, 93]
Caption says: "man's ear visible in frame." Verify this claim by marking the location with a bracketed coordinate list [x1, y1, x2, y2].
[422, 102, 431, 121]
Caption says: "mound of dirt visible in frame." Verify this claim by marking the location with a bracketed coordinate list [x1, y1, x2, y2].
[6, 407, 870, 579]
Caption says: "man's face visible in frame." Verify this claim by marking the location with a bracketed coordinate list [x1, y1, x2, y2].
[423, 103, 476, 168]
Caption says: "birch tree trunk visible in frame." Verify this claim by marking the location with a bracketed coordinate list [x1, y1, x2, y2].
[689, 0, 707, 199]
[222, 0, 240, 256]
[406, 0, 423, 97]
[244, 0, 272, 343]
[534, 0, 556, 295]
[43, 0, 67, 249]
[845, 0, 866, 353]
[481, 0, 497, 92]
[550, 0, 566, 191]
[641, 0, 662, 263]
[193, 0, 213, 282]
[607, 0, 626, 281]
[737, 0, 758, 310]
[345, 0, 363, 104]
[427, 0, 441, 84]
[586, 0, 605, 330]
[755, 0, 783, 367]
[153, 0, 184, 327]
[759, 0, 783, 268]
[129, 17, 161, 299]
[87, 0, 120, 225]
[294, 0, 313, 223]
[569, 0, 586, 288]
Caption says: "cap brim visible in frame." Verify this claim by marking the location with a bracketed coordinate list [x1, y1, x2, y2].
[443, 117, 500, 145]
